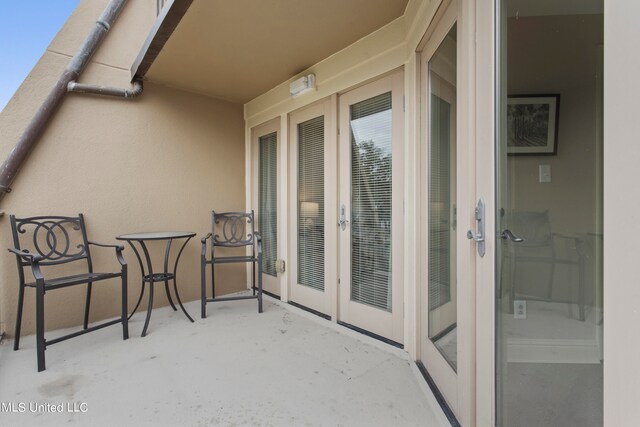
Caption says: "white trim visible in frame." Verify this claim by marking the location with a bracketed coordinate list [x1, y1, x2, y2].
[251, 118, 282, 296]
[337, 70, 405, 344]
[287, 99, 335, 316]
[507, 338, 601, 364]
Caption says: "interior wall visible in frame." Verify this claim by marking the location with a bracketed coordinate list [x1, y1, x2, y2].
[506, 14, 603, 305]
[0, 0, 246, 336]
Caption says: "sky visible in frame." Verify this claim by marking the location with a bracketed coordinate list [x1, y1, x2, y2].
[0, 1, 80, 112]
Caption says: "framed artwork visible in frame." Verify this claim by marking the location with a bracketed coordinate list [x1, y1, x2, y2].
[507, 94, 560, 155]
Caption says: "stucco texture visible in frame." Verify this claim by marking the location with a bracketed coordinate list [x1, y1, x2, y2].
[0, 0, 247, 336]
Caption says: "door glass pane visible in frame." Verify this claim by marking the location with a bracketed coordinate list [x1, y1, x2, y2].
[298, 116, 325, 290]
[496, 2, 604, 426]
[428, 24, 458, 370]
[259, 132, 278, 277]
[350, 92, 393, 311]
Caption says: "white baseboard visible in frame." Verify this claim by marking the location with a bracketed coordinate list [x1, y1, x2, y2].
[507, 338, 601, 364]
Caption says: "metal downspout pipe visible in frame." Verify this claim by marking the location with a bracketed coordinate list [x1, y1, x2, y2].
[0, 0, 140, 198]
[67, 78, 143, 98]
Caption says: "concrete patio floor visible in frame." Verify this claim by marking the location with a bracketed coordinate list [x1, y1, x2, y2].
[0, 295, 448, 426]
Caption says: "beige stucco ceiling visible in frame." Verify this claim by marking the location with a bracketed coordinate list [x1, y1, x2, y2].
[146, 0, 409, 104]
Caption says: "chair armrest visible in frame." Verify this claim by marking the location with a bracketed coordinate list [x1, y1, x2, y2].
[87, 241, 126, 266]
[8, 248, 44, 263]
[8, 248, 45, 281]
[552, 233, 588, 258]
[88, 241, 125, 250]
[201, 233, 212, 257]
[552, 233, 580, 241]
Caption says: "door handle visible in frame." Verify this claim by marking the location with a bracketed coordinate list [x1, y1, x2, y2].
[338, 204, 349, 231]
[500, 229, 524, 243]
[466, 230, 484, 242]
[467, 199, 486, 257]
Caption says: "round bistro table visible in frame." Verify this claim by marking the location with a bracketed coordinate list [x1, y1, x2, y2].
[116, 231, 196, 336]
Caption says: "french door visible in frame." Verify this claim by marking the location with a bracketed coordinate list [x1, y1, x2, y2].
[253, 119, 281, 296]
[418, 0, 475, 421]
[337, 71, 404, 344]
[287, 99, 336, 316]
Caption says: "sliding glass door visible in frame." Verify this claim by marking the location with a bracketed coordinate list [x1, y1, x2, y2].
[494, 1, 604, 425]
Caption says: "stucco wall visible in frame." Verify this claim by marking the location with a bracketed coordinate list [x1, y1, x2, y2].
[0, 0, 246, 336]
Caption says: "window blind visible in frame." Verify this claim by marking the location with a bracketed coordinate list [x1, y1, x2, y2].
[297, 116, 325, 291]
[259, 132, 278, 277]
[428, 94, 452, 310]
[349, 92, 393, 312]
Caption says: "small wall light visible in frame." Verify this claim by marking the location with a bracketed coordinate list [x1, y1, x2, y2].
[290, 74, 316, 98]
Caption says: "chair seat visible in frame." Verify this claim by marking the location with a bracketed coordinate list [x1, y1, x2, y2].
[210, 256, 258, 264]
[26, 272, 122, 290]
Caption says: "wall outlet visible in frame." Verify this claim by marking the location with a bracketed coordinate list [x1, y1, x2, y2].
[514, 300, 527, 319]
[539, 164, 551, 183]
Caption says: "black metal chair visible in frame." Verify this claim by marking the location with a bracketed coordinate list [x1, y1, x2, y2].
[200, 211, 263, 318]
[9, 214, 128, 371]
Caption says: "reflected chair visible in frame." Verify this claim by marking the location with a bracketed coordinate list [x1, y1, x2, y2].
[505, 210, 587, 321]
[9, 214, 129, 371]
[200, 211, 263, 318]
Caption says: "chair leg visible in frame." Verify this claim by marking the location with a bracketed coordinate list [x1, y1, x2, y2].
[83, 281, 93, 330]
[547, 261, 556, 302]
[35, 282, 46, 372]
[200, 258, 207, 319]
[211, 263, 216, 299]
[257, 261, 263, 314]
[14, 283, 25, 351]
[578, 258, 586, 321]
[252, 261, 256, 296]
[509, 258, 517, 314]
[122, 268, 129, 340]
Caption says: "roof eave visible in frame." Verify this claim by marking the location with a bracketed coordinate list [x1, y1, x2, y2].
[130, 0, 193, 80]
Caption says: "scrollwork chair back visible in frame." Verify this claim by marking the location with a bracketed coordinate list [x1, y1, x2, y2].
[10, 215, 91, 268]
[212, 211, 255, 249]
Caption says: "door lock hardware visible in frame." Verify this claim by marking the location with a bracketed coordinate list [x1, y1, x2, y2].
[466, 230, 484, 242]
[466, 199, 486, 257]
[338, 204, 349, 231]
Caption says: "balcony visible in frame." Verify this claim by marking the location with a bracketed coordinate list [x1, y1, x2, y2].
[0, 296, 448, 426]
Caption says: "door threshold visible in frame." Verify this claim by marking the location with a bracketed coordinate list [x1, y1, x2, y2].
[337, 321, 403, 349]
[288, 301, 331, 320]
[415, 361, 460, 427]
[253, 287, 280, 300]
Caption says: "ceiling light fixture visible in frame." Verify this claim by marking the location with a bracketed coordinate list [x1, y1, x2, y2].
[289, 74, 316, 97]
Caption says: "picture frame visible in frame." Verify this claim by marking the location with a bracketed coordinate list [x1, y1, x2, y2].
[507, 94, 560, 155]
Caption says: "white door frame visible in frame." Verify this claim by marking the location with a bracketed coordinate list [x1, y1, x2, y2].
[418, 0, 459, 415]
[416, 0, 477, 423]
[337, 70, 405, 344]
[287, 98, 337, 317]
[251, 118, 283, 297]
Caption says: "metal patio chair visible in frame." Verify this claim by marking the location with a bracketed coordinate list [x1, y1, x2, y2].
[505, 210, 587, 321]
[200, 211, 263, 318]
[9, 214, 128, 371]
